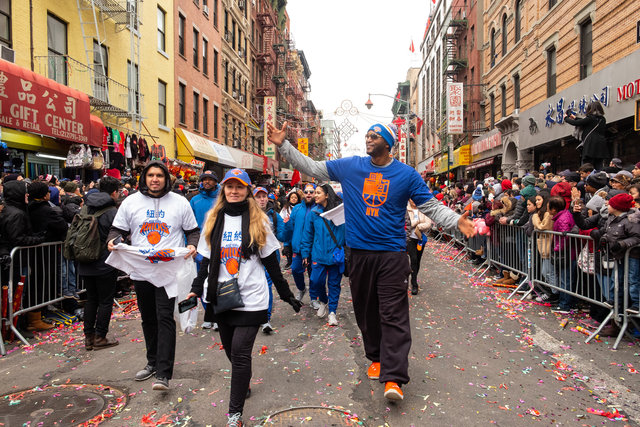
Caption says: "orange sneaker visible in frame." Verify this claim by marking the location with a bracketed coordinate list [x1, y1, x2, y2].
[384, 382, 403, 401]
[367, 362, 380, 380]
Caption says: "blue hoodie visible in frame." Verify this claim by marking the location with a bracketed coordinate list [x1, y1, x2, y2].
[300, 205, 345, 265]
[189, 184, 220, 228]
[285, 200, 316, 253]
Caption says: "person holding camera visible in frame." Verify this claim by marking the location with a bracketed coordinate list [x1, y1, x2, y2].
[186, 168, 302, 427]
[565, 101, 608, 170]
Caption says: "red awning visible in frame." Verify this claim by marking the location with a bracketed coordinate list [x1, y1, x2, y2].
[0, 59, 94, 145]
[89, 115, 104, 148]
[262, 155, 279, 175]
[465, 157, 495, 171]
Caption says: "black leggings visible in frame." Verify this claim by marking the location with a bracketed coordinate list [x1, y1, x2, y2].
[406, 238, 424, 286]
[218, 323, 260, 414]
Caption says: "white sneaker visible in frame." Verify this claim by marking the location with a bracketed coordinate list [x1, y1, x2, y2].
[212, 322, 219, 331]
[310, 300, 320, 310]
[261, 322, 273, 334]
[295, 289, 306, 302]
[201, 321, 213, 329]
[328, 312, 338, 326]
[317, 302, 328, 318]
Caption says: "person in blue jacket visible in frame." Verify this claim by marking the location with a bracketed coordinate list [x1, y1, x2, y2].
[300, 184, 345, 326]
[189, 170, 220, 330]
[285, 183, 318, 307]
[254, 186, 288, 333]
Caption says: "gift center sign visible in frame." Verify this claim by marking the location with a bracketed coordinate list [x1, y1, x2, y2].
[0, 61, 90, 144]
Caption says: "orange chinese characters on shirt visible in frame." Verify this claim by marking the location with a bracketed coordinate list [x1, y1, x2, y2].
[362, 172, 389, 217]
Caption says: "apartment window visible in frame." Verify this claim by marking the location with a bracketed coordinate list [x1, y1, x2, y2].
[232, 20, 236, 49]
[193, 92, 199, 130]
[214, 105, 219, 138]
[224, 114, 228, 144]
[178, 14, 185, 56]
[213, 0, 218, 28]
[513, 74, 520, 110]
[0, 0, 11, 48]
[490, 28, 496, 67]
[489, 94, 495, 129]
[580, 19, 592, 80]
[224, 60, 228, 92]
[547, 46, 556, 97]
[515, 0, 522, 43]
[47, 14, 67, 85]
[93, 40, 108, 101]
[549, 0, 557, 8]
[157, 7, 166, 52]
[243, 81, 247, 107]
[213, 49, 219, 84]
[203, 98, 209, 134]
[179, 82, 186, 124]
[193, 28, 199, 67]
[501, 14, 507, 56]
[158, 80, 167, 126]
[127, 60, 140, 114]
[500, 84, 507, 117]
[202, 38, 208, 75]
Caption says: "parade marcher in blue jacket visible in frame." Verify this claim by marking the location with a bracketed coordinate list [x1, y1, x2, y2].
[300, 184, 345, 326]
[254, 187, 288, 333]
[285, 183, 318, 307]
[189, 170, 220, 331]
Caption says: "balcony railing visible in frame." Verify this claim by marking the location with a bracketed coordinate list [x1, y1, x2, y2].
[35, 55, 143, 118]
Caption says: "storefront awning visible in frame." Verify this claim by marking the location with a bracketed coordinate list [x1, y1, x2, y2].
[465, 157, 495, 171]
[0, 59, 99, 146]
[227, 146, 263, 172]
[175, 128, 237, 167]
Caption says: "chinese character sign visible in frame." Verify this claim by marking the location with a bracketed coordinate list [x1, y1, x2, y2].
[297, 137, 308, 156]
[447, 82, 464, 135]
[264, 96, 276, 159]
[398, 130, 407, 164]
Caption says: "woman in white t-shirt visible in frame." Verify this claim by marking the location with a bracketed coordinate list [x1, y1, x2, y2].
[187, 168, 302, 427]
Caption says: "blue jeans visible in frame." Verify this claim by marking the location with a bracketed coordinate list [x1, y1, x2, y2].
[309, 262, 342, 313]
[558, 260, 576, 309]
[61, 257, 77, 296]
[628, 258, 640, 308]
[291, 253, 315, 300]
[541, 258, 558, 294]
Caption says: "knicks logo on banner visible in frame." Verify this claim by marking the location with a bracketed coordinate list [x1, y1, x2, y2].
[362, 172, 389, 217]
[139, 220, 171, 245]
[146, 249, 175, 263]
[221, 247, 241, 276]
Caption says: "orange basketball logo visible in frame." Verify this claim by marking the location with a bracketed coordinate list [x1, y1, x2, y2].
[147, 231, 162, 245]
[362, 172, 389, 208]
[226, 258, 239, 275]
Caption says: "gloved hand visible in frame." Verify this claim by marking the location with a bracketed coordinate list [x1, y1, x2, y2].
[589, 229, 601, 241]
[599, 235, 610, 247]
[287, 296, 302, 313]
[610, 241, 622, 252]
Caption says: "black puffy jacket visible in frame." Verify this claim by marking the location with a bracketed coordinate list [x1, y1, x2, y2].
[77, 192, 117, 276]
[27, 199, 68, 243]
[0, 181, 45, 257]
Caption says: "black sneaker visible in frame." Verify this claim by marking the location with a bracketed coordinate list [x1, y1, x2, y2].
[152, 377, 169, 391]
[246, 387, 251, 399]
[135, 364, 156, 381]
[551, 306, 571, 314]
[226, 412, 243, 427]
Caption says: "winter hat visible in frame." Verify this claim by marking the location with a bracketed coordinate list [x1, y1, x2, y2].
[493, 183, 502, 195]
[610, 173, 630, 187]
[608, 193, 634, 212]
[586, 171, 609, 189]
[635, 161, 640, 169]
[611, 158, 622, 168]
[522, 175, 536, 187]
[27, 181, 49, 200]
[200, 170, 219, 182]
[501, 179, 512, 191]
[3, 173, 19, 183]
[615, 170, 633, 179]
[304, 183, 316, 192]
[368, 123, 397, 150]
[63, 181, 78, 193]
[472, 184, 483, 201]
[520, 185, 537, 199]
[551, 181, 571, 198]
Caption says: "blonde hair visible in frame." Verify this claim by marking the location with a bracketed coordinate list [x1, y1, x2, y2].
[203, 184, 268, 251]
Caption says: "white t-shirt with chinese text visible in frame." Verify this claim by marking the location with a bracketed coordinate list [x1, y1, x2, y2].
[197, 214, 279, 311]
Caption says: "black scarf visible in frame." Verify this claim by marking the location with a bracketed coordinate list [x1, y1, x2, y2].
[206, 200, 258, 304]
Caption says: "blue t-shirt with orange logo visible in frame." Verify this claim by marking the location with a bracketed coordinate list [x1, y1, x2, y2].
[326, 156, 434, 252]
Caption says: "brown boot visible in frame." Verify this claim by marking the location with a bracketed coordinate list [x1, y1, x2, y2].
[93, 335, 119, 350]
[85, 333, 95, 351]
[26, 311, 55, 331]
[494, 271, 511, 284]
[499, 277, 517, 286]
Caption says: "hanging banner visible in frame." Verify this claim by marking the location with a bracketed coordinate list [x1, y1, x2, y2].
[297, 137, 308, 156]
[398, 129, 407, 164]
[264, 96, 276, 159]
[447, 82, 464, 134]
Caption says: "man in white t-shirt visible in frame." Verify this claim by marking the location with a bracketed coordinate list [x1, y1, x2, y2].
[108, 161, 199, 391]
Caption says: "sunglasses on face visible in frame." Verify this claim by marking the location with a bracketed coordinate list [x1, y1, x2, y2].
[365, 132, 382, 140]
[304, 190, 314, 194]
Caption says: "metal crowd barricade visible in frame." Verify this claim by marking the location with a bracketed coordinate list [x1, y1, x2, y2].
[612, 247, 640, 349]
[479, 223, 531, 293]
[5, 241, 84, 347]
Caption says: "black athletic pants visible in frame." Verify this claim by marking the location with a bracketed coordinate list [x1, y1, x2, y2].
[406, 238, 424, 288]
[348, 249, 412, 385]
[82, 271, 117, 338]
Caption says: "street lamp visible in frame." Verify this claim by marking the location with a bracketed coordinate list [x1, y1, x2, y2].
[365, 93, 416, 165]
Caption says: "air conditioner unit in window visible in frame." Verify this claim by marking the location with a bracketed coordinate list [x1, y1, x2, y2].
[224, 32, 231, 42]
[1, 46, 15, 63]
[203, 5, 209, 15]
[238, 0, 245, 10]
[239, 95, 244, 103]
[238, 49, 244, 57]
[232, 91, 238, 98]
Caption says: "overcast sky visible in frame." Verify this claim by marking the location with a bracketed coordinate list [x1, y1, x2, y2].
[287, 0, 430, 155]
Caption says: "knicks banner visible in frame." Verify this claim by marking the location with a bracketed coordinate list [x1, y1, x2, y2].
[297, 137, 308, 156]
[264, 96, 276, 159]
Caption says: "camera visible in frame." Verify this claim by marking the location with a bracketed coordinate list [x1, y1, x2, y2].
[565, 108, 575, 117]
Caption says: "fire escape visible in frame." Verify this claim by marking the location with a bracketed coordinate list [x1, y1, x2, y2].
[441, 8, 468, 145]
[272, 34, 288, 114]
[256, 5, 276, 97]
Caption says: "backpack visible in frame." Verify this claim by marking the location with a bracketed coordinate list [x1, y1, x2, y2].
[63, 205, 115, 263]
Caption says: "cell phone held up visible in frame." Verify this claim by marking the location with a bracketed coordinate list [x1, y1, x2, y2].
[178, 295, 198, 313]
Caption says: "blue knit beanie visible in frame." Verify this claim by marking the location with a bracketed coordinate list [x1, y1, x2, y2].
[472, 184, 483, 201]
[368, 123, 397, 149]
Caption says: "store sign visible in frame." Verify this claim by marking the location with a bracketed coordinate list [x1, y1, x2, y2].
[0, 61, 90, 144]
[471, 130, 502, 155]
[297, 137, 308, 156]
[616, 78, 640, 102]
[446, 82, 464, 134]
[190, 159, 205, 168]
[398, 130, 407, 164]
[263, 96, 276, 159]
[543, 87, 609, 128]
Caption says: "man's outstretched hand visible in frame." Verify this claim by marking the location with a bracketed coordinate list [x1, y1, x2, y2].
[267, 121, 288, 146]
[458, 211, 476, 238]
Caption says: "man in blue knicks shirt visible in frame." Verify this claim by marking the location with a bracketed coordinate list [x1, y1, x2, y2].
[268, 120, 475, 402]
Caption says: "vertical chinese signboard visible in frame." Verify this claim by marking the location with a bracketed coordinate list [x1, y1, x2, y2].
[398, 129, 407, 164]
[297, 137, 308, 156]
[447, 82, 464, 135]
[264, 96, 276, 158]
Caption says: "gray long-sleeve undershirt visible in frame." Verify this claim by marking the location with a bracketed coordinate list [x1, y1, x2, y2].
[277, 140, 460, 232]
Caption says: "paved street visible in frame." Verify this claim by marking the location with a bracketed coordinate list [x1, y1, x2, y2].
[2, 239, 640, 426]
